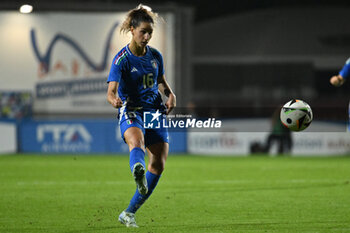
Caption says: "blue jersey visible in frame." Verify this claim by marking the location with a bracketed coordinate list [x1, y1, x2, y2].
[107, 45, 165, 111]
[339, 58, 350, 80]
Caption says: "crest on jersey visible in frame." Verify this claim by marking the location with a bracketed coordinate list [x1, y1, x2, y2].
[151, 59, 157, 69]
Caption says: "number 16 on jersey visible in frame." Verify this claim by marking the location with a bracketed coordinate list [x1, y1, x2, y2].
[143, 73, 154, 89]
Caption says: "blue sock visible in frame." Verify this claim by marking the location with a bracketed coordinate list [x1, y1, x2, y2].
[126, 171, 161, 213]
[129, 147, 145, 172]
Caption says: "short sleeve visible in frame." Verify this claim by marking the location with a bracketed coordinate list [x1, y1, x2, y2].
[157, 52, 165, 78]
[150, 47, 165, 78]
[339, 58, 350, 80]
[107, 56, 122, 83]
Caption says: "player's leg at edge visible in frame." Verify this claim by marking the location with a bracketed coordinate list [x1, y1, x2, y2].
[118, 127, 146, 228]
[118, 127, 169, 227]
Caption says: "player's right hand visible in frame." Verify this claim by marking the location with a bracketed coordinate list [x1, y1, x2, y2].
[112, 97, 123, 108]
[330, 75, 345, 87]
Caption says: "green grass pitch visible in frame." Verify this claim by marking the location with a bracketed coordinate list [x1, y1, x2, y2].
[1, 154, 350, 233]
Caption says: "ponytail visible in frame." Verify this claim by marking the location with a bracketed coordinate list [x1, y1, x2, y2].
[120, 4, 158, 34]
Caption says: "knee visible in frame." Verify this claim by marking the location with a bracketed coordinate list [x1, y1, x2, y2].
[148, 160, 165, 175]
[127, 138, 144, 150]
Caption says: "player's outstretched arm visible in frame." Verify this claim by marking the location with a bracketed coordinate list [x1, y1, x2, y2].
[158, 75, 176, 114]
[107, 81, 123, 108]
[330, 75, 345, 87]
[331, 58, 350, 87]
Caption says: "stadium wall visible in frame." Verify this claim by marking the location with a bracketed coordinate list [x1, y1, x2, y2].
[190, 6, 350, 121]
[193, 6, 350, 69]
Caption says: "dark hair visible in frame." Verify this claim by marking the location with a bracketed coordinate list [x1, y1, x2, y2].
[120, 4, 158, 34]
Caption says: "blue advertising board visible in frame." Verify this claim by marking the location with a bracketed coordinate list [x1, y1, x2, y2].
[19, 119, 126, 153]
[18, 119, 186, 154]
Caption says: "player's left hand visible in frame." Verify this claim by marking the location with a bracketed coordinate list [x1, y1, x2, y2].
[165, 93, 176, 115]
[330, 75, 345, 87]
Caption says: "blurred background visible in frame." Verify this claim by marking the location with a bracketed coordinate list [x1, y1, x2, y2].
[0, 0, 350, 155]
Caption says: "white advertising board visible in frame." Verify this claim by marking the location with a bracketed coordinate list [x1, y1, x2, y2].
[0, 122, 16, 154]
[188, 119, 350, 156]
[0, 11, 174, 114]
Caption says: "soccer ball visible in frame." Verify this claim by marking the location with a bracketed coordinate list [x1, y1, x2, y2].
[280, 99, 313, 132]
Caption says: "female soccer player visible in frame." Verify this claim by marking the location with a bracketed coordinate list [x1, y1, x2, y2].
[106, 5, 176, 228]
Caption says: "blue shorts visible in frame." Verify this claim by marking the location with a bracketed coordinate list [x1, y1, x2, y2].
[118, 106, 169, 148]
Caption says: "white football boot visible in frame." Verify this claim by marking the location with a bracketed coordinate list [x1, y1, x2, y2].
[132, 162, 148, 195]
[118, 211, 138, 228]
